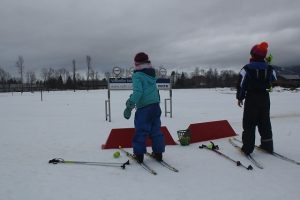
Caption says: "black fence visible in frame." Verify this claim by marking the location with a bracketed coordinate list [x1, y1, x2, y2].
[0, 82, 108, 93]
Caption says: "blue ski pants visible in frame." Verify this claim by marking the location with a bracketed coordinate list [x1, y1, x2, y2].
[133, 103, 165, 155]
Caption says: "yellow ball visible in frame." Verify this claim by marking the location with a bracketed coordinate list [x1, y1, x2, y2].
[113, 151, 120, 158]
[207, 143, 213, 149]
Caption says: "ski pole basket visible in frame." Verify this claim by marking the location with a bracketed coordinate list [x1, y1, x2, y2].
[177, 129, 191, 146]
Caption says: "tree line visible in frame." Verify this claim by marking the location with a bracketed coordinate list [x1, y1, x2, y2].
[0, 56, 240, 93]
[0, 56, 107, 92]
[171, 67, 239, 88]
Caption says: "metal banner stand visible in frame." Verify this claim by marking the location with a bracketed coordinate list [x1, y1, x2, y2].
[105, 89, 111, 122]
[164, 89, 172, 117]
[105, 67, 172, 122]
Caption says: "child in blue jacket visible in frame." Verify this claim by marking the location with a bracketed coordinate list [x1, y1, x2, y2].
[236, 42, 277, 155]
[123, 52, 165, 163]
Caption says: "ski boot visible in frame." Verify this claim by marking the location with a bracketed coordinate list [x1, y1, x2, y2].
[134, 154, 144, 163]
[152, 152, 163, 161]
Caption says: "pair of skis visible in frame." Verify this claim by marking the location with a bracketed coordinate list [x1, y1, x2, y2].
[200, 138, 300, 170]
[119, 146, 179, 175]
[228, 138, 264, 169]
[229, 137, 300, 169]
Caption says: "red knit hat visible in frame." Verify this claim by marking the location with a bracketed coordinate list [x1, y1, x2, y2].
[134, 52, 151, 64]
[250, 42, 268, 59]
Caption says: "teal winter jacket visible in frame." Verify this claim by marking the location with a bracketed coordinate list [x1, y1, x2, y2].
[129, 69, 160, 109]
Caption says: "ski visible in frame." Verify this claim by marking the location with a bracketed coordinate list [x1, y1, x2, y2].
[48, 158, 130, 169]
[228, 138, 264, 169]
[232, 137, 300, 165]
[245, 154, 264, 169]
[199, 142, 253, 170]
[145, 152, 179, 172]
[119, 146, 157, 175]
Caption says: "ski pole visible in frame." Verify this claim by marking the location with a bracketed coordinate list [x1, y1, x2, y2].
[199, 142, 253, 170]
[48, 158, 130, 169]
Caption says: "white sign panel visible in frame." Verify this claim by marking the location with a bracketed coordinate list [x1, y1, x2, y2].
[108, 78, 171, 90]
[156, 79, 171, 90]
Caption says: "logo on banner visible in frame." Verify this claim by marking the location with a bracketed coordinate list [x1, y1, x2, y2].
[112, 67, 122, 77]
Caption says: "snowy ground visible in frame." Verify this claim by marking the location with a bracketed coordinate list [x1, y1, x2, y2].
[0, 88, 299, 200]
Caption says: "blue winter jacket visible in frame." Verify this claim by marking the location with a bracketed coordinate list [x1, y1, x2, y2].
[236, 61, 277, 100]
[129, 68, 160, 109]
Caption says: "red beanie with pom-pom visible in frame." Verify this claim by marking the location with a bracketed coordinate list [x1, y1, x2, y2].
[250, 42, 268, 60]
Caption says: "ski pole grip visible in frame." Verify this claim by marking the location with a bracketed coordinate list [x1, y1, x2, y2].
[49, 159, 59, 164]
[49, 158, 64, 164]
[121, 160, 130, 169]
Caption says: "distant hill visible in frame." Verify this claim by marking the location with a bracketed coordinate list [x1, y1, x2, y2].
[273, 65, 300, 75]
[286, 66, 300, 74]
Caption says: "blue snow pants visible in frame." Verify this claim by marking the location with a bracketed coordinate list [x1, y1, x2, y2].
[133, 103, 165, 155]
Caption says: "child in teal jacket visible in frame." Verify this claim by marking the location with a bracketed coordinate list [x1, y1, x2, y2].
[123, 52, 165, 163]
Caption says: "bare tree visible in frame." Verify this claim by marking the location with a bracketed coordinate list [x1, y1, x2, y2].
[26, 71, 36, 84]
[57, 68, 69, 83]
[72, 59, 76, 92]
[41, 68, 48, 82]
[86, 55, 91, 80]
[75, 73, 82, 81]
[105, 72, 110, 80]
[0, 67, 11, 88]
[48, 68, 55, 79]
[90, 69, 95, 80]
[16, 56, 24, 93]
[86, 55, 92, 90]
[95, 71, 99, 80]
[89, 69, 96, 88]
[40, 67, 56, 91]
[26, 71, 36, 92]
[192, 67, 200, 77]
[54, 69, 61, 79]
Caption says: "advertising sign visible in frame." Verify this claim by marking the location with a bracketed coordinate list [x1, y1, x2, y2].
[108, 78, 171, 90]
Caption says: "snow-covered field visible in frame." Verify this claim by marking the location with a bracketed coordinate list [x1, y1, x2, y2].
[0, 88, 299, 200]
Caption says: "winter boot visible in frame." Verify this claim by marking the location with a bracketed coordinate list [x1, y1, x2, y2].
[134, 154, 144, 163]
[152, 152, 163, 161]
[260, 139, 273, 153]
[241, 146, 251, 156]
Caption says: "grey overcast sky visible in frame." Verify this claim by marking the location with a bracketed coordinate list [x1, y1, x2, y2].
[1, 0, 300, 76]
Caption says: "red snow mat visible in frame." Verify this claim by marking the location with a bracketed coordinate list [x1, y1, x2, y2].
[188, 120, 237, 143]
[101, 126, 177, 149]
